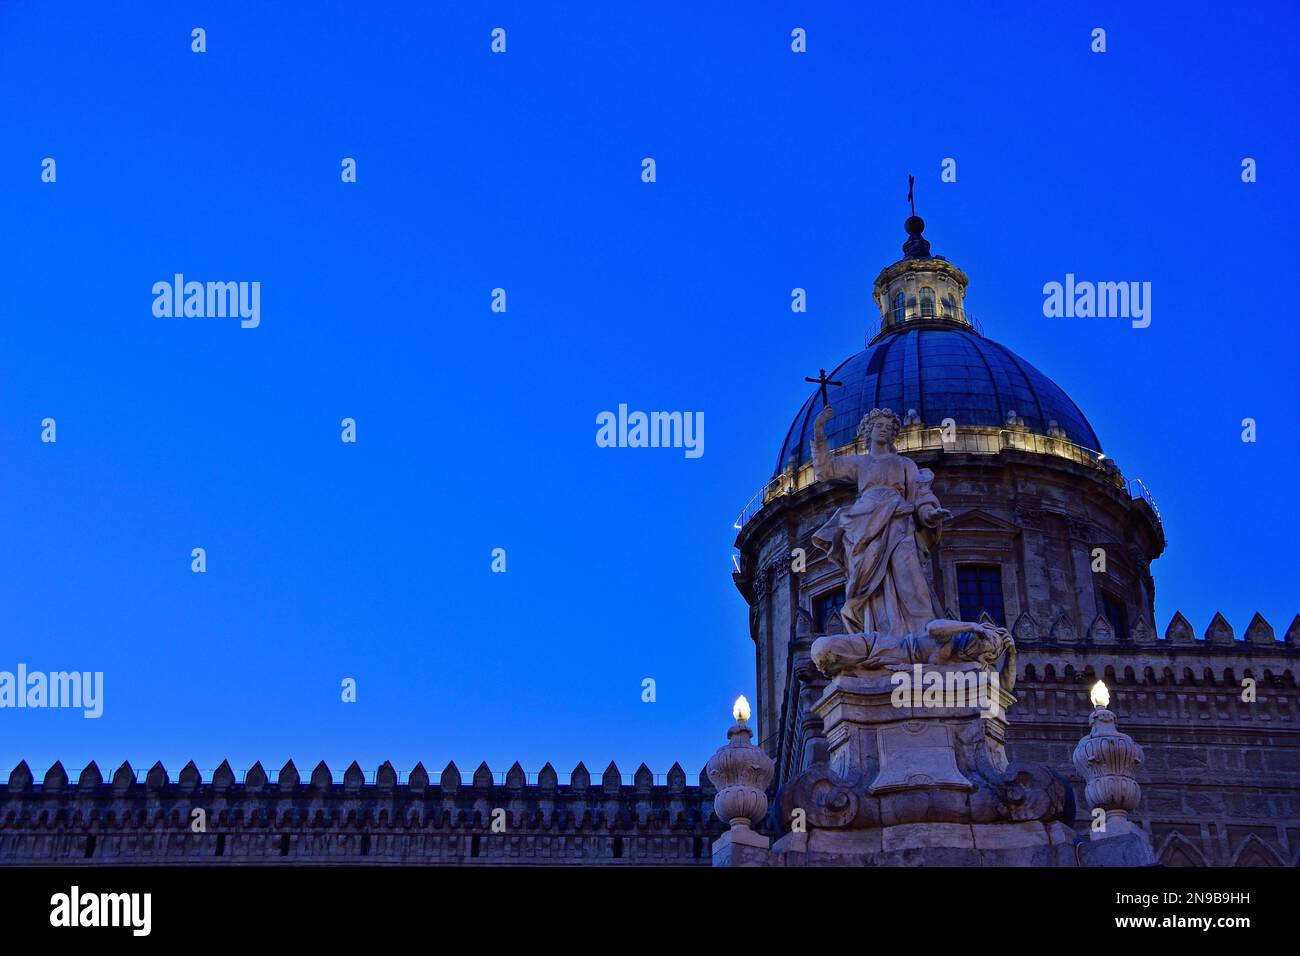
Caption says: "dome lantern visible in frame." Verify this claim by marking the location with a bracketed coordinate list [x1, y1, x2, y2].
[872, 215, 972, 341]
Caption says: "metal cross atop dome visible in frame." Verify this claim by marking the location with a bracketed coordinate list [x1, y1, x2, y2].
[804, 368, 842, 406]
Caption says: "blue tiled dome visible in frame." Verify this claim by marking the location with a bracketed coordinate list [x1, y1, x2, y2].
[776, 325, 1100, 475]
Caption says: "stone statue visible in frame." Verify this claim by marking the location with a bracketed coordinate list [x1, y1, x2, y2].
[808, 405, 1014, 683]
[811, 617, 1015, 682]
[748, 410, 1082, 867]
[810, 405, 949, 636]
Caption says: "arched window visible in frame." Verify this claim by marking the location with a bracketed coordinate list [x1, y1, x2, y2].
[892, 292, 905, 324]
[919, 287, 936, 317]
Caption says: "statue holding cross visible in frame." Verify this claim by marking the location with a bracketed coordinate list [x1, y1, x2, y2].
[808, 403, 952, 639]
[802, 402, 1013, 680]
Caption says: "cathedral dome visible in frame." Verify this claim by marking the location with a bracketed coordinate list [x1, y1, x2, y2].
[775, 214, 1100, 477]
[775, 324, 1101, 475]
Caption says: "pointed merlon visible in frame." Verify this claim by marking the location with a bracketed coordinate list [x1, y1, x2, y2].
[44, 762, 68, 792]
[409, 762, 429, 792]
[245, 761, 268, 791]
[311, 761, 332, 790]
[213, 760, 235, 791]
[667, 762, 686, 792]
[506, 761, 526, 790]
[1012, 611, 1040, 643]
[145, 761, 169, 790]
[1164, 611, 1194, 643]
[179, 761, 201, 791]
[439, 761, 460, 791]
[1204, 612, 1234, 643]
[634, 763, 653, 791]
[112, 761, 135, 793]
[472, 761, 493, 790]
[278, 760, 300, 790]
[78, 762, 102, 791]
[602, 761, 621, 793]
[376, 761, 397, 791]
[1245, 613, 1275, 645]
[570, 761, 590, 790]
[1086, 613, 1115, 643]
[343, 761, 365, 792]
[1049, 609, 1076, 642]
[1287, 615, 1300, 646]
[538, 762, 557, 792]
[1132, 617, 1154, 643]
[8, 761, 33, 792]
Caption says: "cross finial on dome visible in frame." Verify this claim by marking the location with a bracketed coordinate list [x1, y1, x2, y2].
[902, 217, 931, 259]
[903, 175, 931, 258]
[872, 198, 970, 342]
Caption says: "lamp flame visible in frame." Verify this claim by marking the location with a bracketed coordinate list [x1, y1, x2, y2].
[1090, 681, 1110, 709]
[733, 695, 751, 723]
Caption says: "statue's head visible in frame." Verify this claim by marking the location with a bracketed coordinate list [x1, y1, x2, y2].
[858, 408, 903, 447]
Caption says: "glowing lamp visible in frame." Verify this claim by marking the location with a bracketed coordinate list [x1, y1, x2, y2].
[733, 695, 751, 723]
[1090, 680, 1110, 709]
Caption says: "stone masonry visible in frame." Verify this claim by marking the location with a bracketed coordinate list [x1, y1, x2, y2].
[0, 759, 723, 865]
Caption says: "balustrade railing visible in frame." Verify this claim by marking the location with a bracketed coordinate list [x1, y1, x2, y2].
[734, 425, 1161, 534]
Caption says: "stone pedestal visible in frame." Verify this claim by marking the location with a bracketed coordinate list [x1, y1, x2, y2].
[708, 667, 1159, 866]
[711, 827, 771, 867]
[772, 817, 1082, 867]
[765, 668, 1082, 866]
[817, 668, 1012, 797]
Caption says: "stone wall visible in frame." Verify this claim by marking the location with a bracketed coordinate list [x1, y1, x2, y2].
[767, 611, 1299, 867]
[0, 759, 723, 866]
[1011, 629, 1300, 866]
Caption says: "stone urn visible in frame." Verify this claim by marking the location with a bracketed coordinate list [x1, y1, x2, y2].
[706, 696, 774, 832]
[1072, 682, 1144, 836]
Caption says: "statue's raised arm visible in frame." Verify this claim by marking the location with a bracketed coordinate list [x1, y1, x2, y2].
[811, 405, 857, 483]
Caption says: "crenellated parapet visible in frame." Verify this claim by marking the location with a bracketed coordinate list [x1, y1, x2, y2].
[1009, 661, 1298, 733]
[774, 610, 1299, 788]
[0, 759, 723, 866]
[1012, 610, 1300, 684]
[1002, 609, 1300, 867]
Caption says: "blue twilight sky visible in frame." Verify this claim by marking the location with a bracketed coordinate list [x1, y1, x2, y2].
[2, 2, 1298, 783]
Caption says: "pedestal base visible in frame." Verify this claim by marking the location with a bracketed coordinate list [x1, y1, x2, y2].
[711, 826, 771, 867]
[771, 819, 1083, 866]
[724, 671, 1157, 866]
[816, 670, 1011, 791]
